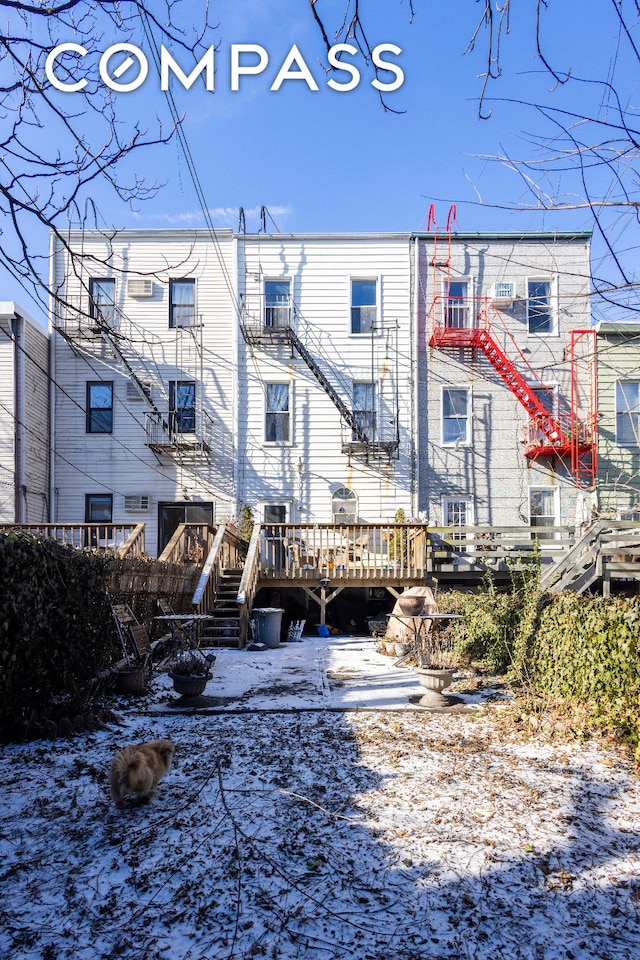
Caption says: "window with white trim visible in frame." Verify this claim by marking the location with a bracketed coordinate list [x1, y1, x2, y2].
[529, 487, 557, 538]
[89, 278, 115, 326]
[443, 497, 474, 545]
[616, 380, 640, 446]
[264, 279, 291, 328]
[442, 386, 470, 445]
[169, 279, 196, 328]
[352, 381, 375, 440]
[332, 486, 357, 524]
[265, 382, 290, 442]
[527, 278, 554, 335]
[350, 279, 377, 334]
[444, 280, 469, 329]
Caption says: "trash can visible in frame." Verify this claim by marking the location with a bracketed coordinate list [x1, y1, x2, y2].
[252, 608, 284, 648]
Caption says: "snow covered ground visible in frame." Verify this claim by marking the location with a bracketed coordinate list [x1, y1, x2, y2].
[1, 635, 639, 960]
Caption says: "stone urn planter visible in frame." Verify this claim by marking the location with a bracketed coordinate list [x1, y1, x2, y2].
[414, 667, 454, 708]
[169, 672, 210, 697]
[168, 650, 215, 698]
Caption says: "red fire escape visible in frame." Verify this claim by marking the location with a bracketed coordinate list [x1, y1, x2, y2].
[425, 205, 597, 487]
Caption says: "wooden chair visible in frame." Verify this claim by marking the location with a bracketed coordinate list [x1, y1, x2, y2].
[110, 601, 156, 666]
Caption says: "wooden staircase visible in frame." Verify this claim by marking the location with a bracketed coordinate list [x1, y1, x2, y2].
[201, 567, 243, 647]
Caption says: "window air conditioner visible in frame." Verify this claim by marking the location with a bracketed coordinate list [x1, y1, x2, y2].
[493, 281, 516, 303]
[124, 494, 151, 512]
[127, 278, 154, 298]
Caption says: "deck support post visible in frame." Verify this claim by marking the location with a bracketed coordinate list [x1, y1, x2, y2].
[301, 584, 345, 625]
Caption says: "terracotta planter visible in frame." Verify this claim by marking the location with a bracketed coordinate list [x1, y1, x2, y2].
[169, 673, 210, 697]
[414, 667, 454, 708]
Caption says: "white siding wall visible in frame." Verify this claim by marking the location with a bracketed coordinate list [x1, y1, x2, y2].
[0, 308, 50, 522]
[52, 230, 237, 555]
[416, 234, 593, 528]
[596, 324, 640, 515]
[0, 317, 16, 521]
[237, 234, 414, 523]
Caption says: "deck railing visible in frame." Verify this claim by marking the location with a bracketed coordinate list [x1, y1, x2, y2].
[255, 523, 577, 582]
[237, 523, 262, 646]
[0, 522, 146, 555]
[258, 523, 431, 581]
[158, 523, 215, 565]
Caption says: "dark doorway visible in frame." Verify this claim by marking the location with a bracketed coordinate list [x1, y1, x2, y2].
[158, 501, 214, 555]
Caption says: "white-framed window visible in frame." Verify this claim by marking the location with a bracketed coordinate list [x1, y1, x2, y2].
[350, 278, 377, 334]
[169, 278, 196, 328]
[441, 386, 471, 446]
[616, 380, 640, 446]
[89, 278, 115, 326]
[530, 383, 559, 439]
[442, 497, 474, 545]
[265, 382, 290, 443]
[526, 278, 555, 335]
[443, 279, 469, 329]
[332, 486, 357, 524]
[529, 487, 558, 538]
[264, 279, 291, 328]
[352, 381, 376, 440]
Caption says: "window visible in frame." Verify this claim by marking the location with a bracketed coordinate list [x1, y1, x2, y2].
[86, 381, 113, 433]
[529, 487, 557, 538]
[353, 381, 375, 440]
[89, 278, 115, 326]
[264, 280, 291, 328]
[444, 280, 469, 329]
[443, 497, 474, 545]
[527, 279, 553, 335]
[169, 279, 196, 328]
[531, 383, 558, 440]
[351, 279, 377, 334]
[265, 383, 290, 442]
[616, 381, 640, 445]
[169, 381, 196, 434]
[442, 387, 470, 445]
[85, 493, 113, 523]
[332, 486, 357, 524]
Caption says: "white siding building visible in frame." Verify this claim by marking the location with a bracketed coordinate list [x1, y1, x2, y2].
[50, 230, 237, 555]
[42, 225, 599, 556]
[0, 302, 50, 522]
[414, 230, 595, 532]
[236, 233, 414, 527]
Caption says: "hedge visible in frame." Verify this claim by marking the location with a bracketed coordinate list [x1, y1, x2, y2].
[0, 532, 119, 741]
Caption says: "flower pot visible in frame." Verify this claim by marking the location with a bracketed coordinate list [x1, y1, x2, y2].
[113, 665, 148, 695]
[414, 667, 454, 708]
[169, 672, 210, 697]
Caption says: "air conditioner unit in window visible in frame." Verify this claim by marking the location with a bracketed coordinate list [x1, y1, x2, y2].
[492, 281, 516, 303]
[127, 278, 154, 298]
[125, 380, 152, 402]
[124, 494, 151, 512]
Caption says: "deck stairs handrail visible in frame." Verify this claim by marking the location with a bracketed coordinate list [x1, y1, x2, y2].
[191, 522, 243, 614]
[236, 522, 262, 646]
[540, 520, 608, 593]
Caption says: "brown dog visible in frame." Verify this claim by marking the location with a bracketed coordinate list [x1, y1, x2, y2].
[110, 740, 175, 809]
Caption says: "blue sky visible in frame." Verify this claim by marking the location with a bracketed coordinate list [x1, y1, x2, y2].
[3, 0, 638, 323]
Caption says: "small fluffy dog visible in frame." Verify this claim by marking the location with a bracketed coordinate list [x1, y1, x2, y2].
[110, 740, 175, 809]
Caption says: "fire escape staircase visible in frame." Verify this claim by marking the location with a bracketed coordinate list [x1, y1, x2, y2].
[240, 309, 398, 457]
[430, 325, 574, 456]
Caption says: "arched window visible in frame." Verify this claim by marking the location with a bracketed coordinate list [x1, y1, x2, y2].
[332, 486, 357, 524]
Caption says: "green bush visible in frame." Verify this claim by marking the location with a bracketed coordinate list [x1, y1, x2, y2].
[0, 532, 119, 741]
[530, 593, 640, 754]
